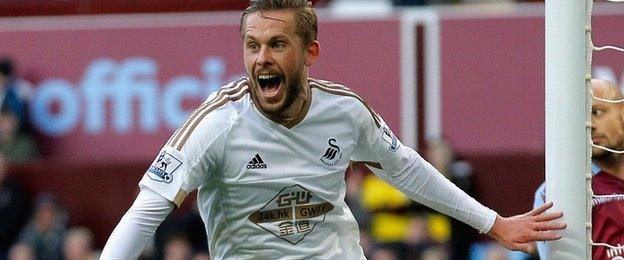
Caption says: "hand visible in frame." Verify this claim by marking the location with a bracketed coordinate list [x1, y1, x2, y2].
[487, 201, 566, 255]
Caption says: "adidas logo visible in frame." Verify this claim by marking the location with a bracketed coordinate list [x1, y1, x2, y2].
[246, 154, 267, 169]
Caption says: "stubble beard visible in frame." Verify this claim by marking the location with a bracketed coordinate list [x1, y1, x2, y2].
[257, 65, 305, 116]
[274, 73, 303, 115]
[592, 141, 624, 165]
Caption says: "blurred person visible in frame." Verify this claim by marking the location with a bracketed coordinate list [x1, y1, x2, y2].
[154, 204, 208, 260]
[403, 214, 436, 259]
[101, 1, 566, 259]
[360, 173, 413, 243]
[484, 243, 509, 260]
[369, 245, 399, 260]
[359, 228, 374, 258]
[163, 234, 193, 260]
[534, 79, 624, 260]
[345, 164, 369, 228]
[17, 194, 66, 260]
[63, 227, 97, 260]
[0, 57, 31, 130]
[421, 246, 448, 260]
[589, 79, 624, 260]
[0, 153, 29, 260]
[425, 137, 475, 259]
[6, 244, 34, 260]
[0, 108, 38, 164]
[192, 252, 210, 260]
[426, 138, 473, 192]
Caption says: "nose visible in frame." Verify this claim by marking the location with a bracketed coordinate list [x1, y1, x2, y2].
[256, 46, 273, 66]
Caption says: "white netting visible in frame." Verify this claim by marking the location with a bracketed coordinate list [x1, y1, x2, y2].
[588, 0, 624, 255]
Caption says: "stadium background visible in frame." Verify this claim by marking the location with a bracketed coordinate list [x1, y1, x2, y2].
[0, 0, 621, 259]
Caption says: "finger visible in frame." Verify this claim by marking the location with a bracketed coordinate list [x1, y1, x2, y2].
[524, 243, 536, 255]
[512, 242, 535, 254]
[534, 221, 567, 231]
[533, 211, 564, 222]
[529, 201, 554, 216]
[528, 231, 562, 241]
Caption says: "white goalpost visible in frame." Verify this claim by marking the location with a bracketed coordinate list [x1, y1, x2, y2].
[545, 0, 591, 259]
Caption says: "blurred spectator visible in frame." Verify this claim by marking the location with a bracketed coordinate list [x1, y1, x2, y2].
[17, 194, 66, 260]
[0, 56, 31, 130]
[63, 227, 97, 260]
[192, 252, 210, 260]
[360, 174, 412, 243]
[370, 246, 399, 260]
[163, 234, 193, 260]
[0, 108, 38, 164]
[403, 215, 435, 259]
[359, 166, 448, 259]
[6, 244, 34, 260]
[421, 246, 449, 260]
[154, 204, 208, 260]
[425, 137, 476, 260]
[485, 243, 510, 260]
[0, 153, 29, 260]
[345, 164, 370, 228]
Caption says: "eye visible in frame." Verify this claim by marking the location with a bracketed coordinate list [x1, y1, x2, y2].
[592, 108, 603, 116]
[272, 41, 286, 49]
[247, 42, 259, 51]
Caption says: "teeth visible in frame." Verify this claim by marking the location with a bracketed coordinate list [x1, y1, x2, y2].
[258, 75, 277, 80]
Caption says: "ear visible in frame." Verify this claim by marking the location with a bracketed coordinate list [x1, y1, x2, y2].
[304, 41, 320, 66]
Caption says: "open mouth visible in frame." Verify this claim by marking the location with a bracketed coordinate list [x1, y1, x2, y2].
[257, 74, 283, 97]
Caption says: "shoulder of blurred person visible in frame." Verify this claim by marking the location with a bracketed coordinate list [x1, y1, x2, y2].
[0, 133, 39, 164]
[426, 138, 474, 193]
[0, 171, 30, 252]
[0, 57, 31, 129]
[17, 194, 66, 260]
[0, 109, 39, 164]
[447, 159, 473, 191]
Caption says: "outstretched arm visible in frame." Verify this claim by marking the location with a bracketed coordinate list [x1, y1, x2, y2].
[488, 201, 566, 255]
[100, 188, 174, 260]
[350, 99, 566, 253]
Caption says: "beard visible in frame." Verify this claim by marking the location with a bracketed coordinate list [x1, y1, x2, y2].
[273, 72, 303, 115]
[253, 63, 306, 116]
[592, 141, 624, 164]
[592, 148, 611, 162]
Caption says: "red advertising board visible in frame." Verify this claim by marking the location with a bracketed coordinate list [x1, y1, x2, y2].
[439, 5, 624, 155]
[0, 14, 401, 163]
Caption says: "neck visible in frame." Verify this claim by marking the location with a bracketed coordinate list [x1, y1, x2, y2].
[595, 153, 624, 180]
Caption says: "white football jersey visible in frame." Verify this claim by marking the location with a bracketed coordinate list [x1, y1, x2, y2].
[139, 77, 496, 259]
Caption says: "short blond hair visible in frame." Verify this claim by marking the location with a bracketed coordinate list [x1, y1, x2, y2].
[240, 0, 318, 47]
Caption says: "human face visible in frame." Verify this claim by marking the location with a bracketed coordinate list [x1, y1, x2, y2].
[591, 90, 624, 157]
[243, 10, 314, 115]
